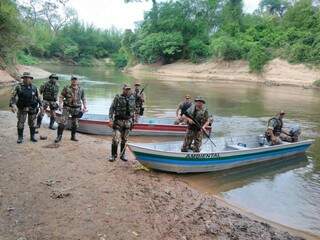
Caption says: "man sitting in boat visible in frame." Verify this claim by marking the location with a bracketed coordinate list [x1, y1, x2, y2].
[265, 110, 300, 145]
[174, 95, 192, 125]
[181, 96, 210, 152]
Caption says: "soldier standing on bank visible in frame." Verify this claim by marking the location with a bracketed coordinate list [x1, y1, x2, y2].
[133, 83, 144, 123]
[36, 74, 59, 130]
[55, 76, 87, 143]
[108, 84, 135, 162]
[174, 94, 192, 125]
[9, 72, 42, 144]
[181, 96, 210, 152]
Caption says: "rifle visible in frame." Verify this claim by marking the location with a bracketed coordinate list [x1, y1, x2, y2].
[184, 112, 216, 147]
[139, 83, 148, 95]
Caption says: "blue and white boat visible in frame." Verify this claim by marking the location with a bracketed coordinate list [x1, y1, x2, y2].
[128, 136, 314, 173]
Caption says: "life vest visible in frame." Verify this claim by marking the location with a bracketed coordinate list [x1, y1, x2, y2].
[16, 84, 39, 109]
[114, 94, 136, 120]
[268, 117, 283, 134]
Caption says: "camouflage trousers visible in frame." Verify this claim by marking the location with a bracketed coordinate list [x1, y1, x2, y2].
[38, 100, 58, 118]
[181, 129, 203, 152]
[17, 108, 38, 129]
[57, 106, 81, 128]
[266, 130, 294, 145]
[112, 119, 132, 146]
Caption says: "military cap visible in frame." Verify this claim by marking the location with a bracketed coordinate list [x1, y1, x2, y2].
[49, 73, 59, 80]
[194, 96, 206, 104]
[134, 82, 141, 86]
[279, 110, 286, 115]
[123, 84, 131, 90]
[71, 75, 78, 80]
[21, 72, 33, 79]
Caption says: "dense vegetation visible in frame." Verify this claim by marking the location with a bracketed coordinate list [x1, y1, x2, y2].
[1, 0, 320, 72]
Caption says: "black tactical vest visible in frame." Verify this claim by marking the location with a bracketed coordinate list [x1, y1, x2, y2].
[180, 101, 192, 116]
[268, 117, 283, 134]
[17, 84, 38, 109]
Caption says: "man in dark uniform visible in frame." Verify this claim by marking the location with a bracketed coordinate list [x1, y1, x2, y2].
[133, 82, 145, 123]
[265, 110, 294, 145]
[181, 96, 210, 152]
[55, 76, 87, 143]
[9, 72, 42, 143]
[108, 84, 135, 162]
[175, 95, 192, 125]
[37, 73, 59, 130]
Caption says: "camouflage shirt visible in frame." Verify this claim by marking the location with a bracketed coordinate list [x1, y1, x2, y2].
[177, 100, 192, 116]
[10, 83, 42, 109]
[133, 88, 144, 108]
[109, 93, 136, 120]
[40, 80, 59, 101]
[61, 85, 86, 108]
[185, 104, 209, 130]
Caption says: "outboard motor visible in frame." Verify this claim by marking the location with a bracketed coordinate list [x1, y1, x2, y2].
[289, 125, 301, 142]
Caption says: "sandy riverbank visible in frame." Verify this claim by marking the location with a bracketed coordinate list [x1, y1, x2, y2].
[126, 58, 320, 88]
[0, 65, 51, 86]
[0, 110, 318, 240]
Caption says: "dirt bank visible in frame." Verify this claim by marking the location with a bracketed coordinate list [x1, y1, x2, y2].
[0, 65, 51, 86]
[126, 58, 320, 87]
[0, 111, 317, 240]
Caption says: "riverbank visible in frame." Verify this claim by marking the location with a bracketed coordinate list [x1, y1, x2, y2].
[0, 65, 51, 86]
[126, 58, 320, 88]
[0, 110, 318, 240]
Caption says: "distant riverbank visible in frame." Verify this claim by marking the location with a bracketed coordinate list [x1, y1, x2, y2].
[0, 64, 51, 86]
[126, 58, 320, 88]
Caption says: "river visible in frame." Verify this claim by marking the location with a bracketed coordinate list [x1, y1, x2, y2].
[1, 63, 319, 236]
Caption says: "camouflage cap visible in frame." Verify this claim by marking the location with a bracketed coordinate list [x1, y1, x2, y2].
[279, 110, 286, 115]
[71, 75, 78, 80]
[21, 72, 33, 79]
[49, 73, 59, 80]
[123, 84, 131, 90]
[194, 96, 206, 104]
[134, 82, 141, 86]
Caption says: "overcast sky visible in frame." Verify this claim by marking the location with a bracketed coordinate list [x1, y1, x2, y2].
[68, 0, 261, 30]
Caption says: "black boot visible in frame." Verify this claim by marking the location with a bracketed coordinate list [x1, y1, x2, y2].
[30, 127, 37, 142]
[71, 126, 78, 141]
[120, 142, 128, 161]
[54, 124, 64, 143]
[49, 116, 55, 130]
[109, 143, 118, 162]
[36, 115, 42, 129]
[17, 128, 24, 144]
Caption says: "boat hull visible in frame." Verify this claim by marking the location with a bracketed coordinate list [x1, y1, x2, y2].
[129, 140, 314, 173]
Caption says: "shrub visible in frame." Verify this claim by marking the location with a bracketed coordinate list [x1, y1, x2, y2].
[112, 52, 128, 69]
[247, 44, 270, 72]
[313, 80, 320, 87]
[16, 51, 39, 65]
[187, 38, 210, 63]
[210, 36, 243, 60]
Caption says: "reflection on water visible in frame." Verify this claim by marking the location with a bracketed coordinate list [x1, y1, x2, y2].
[0, 63, 319, 235]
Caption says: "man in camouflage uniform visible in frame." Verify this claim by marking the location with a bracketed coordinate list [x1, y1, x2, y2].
[265, 110, 294, 145]
[181, 96, 210, 152]
[174, 95, 192, 125]
[9, 72, 42, 144]
[133, 83, 145, 123]
[55, 76, 87, 143]
[36, 73, 59, 130]
[108, 84, 135, 162]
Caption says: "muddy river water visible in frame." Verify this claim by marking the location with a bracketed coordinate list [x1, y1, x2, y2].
[1, 64, 319, 236]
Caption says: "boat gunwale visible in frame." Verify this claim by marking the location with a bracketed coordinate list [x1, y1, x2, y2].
[129, 139, 315, 159]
